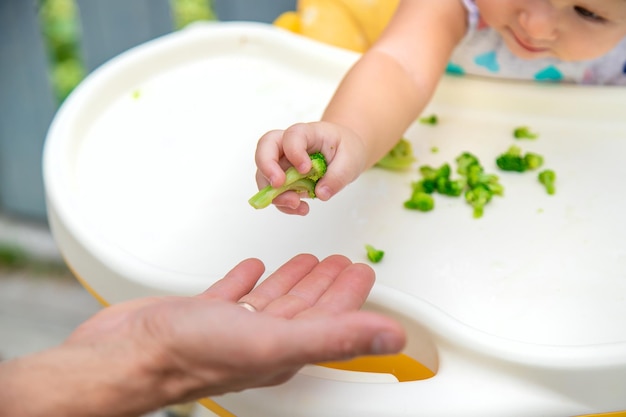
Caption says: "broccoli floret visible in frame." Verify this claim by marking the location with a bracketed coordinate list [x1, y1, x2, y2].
[455, 152, 481, 177]
[496, 145, 545, 172]
[465, 164, 503, 196]
[538, 169, 556, 195]
[496, 145, 526, 172]
[404, 190, 435, 211]
[365, 244, 385, 263]
[419, 114, 438, 125]
[420, 163, 451, 182]
[524, 152, 544, 170]
[465, 184, 493, 219]
[375, 138, 416, 170]
[405, 152, 503, 218]
[513, 126, 539, 140]
[412, 179, 436, 194]
[418, 163, 465, 197]
[436, 176, 466, 197]
[248, 152, 327, 209]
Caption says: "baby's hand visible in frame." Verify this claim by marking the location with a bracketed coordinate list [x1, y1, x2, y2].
[254, 121, 367, 215]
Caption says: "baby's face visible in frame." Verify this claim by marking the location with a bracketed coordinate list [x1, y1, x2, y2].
[475, 0, 626, 61]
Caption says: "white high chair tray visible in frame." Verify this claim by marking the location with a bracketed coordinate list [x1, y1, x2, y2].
[44, 22, 626, 416]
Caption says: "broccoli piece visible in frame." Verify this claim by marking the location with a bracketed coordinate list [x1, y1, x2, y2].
[411, 179, 436, 194]
[430, 146, 439, 154]
[405, 152, 503, 218]
[465, 184, 493, 219]
[420, 163, 451, 182]
[419, 114, 438, 125]
[524, 152, 544, 170]
[455, 152, 481, 177]
[248, 152, 327, 209]
[465, 164, 503, 196]
[436, 176, 466, 197]
[496, 145, 526, 172]
[513, 126, 539, 140]
[404, 190, 435, 211]
[375, 138, 416, 170]
[496, 145, 545, 172]
[418, 163, 466, 197]
[365, 244, 385, 263]
[538, 169, 556, 195]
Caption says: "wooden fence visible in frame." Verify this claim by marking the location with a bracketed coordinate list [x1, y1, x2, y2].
[0, 0, 295, 220]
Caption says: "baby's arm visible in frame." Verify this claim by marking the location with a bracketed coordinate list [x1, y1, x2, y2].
[255, 0, 467, 215]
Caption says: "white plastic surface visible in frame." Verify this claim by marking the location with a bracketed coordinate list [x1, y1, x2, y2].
[44, 22, 626, 416]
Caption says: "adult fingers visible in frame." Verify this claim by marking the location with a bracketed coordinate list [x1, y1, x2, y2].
[293, 261, 375, 319]
[259, 255, 363, 318]
[236, 253, 319, 313]
[275, 312, 406, 365]
[197, 258, 265, 302]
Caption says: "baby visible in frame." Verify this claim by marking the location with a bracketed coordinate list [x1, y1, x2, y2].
[254, 0, 626, 215]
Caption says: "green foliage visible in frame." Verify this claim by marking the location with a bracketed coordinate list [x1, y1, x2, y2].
[0, 244, 29, 268]
[172, 0, 216, 29]
[39, 0, 215, 102]
[39, 0, 84, 102]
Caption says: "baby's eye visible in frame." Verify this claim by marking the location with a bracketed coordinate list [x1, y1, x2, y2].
[574, 6, 606, 22]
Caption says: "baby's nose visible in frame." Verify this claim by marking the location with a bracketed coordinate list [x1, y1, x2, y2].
[518, 6, 558, 41]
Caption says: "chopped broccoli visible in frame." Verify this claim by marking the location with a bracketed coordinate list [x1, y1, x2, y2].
[495, 145, 526, 172]
[248, 152, 327, 209]
[538, 169, 556, 195]
[524, 152, 544, 170]
[375, 138, 416, 170]
[419, 163, 465, 196]
[365, 244, 385, 263]
[436, 176, 466, 197]
[458, 156, 503, 217]
[419, 114, 438, 125]
[411, 178, 436, 194]
[403, 154, 503, 217]
[419, 163, 451, 182]
[465, 184, 493, 219]
[513, 126, 539, 140]
[496, 145, 544, 172]
[455, 152, 481, 176]
[404, 190, 435, 211]
[430, 146, 439, 154]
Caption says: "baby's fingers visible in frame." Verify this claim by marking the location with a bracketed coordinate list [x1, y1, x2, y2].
[314, 141, 367, 202]
[255, 129, 290, 187]
[272, 192, 311, 216]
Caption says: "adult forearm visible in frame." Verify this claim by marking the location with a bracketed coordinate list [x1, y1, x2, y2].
[0, 345, 168, 417]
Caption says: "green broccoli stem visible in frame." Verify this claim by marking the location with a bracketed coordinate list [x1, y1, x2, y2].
[248, 177, 316, 209]
[248, 153, 327, 209]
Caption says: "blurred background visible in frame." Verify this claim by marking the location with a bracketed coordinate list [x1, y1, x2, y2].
[0, 0, 294, 415]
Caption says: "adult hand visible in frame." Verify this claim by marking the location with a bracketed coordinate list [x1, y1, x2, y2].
[0, 254, 405, 417]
